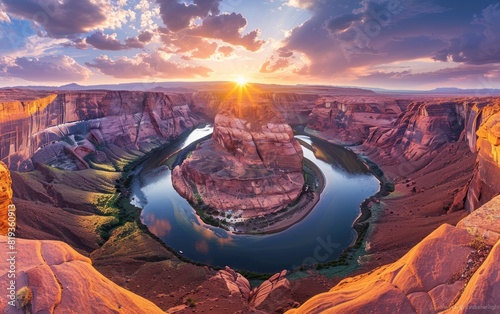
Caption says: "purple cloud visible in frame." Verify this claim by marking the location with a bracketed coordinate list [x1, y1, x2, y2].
[2, 0, 108, 38]
[263, 0, 500, 83]
[85, 52, 212, 79]
[85, 31, 153, 51]
[433, 3, 500, 64]
[0, 55, 91, 82]
[156, 0, 221, 32]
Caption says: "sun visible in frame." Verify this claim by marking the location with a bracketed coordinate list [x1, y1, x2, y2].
[235, 77, 247, 86]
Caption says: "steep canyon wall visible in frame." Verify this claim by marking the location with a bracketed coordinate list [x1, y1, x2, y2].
[0, 90, 199, 171]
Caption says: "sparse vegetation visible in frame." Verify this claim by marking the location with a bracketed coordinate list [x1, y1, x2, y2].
[185, 297, 197, 308]
[16, 286, 33, 309]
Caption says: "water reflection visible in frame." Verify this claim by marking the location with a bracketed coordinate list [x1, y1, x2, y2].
[141, 213, 172, 237]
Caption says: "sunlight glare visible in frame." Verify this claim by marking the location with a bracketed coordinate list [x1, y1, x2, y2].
[235, 77, 247, 86]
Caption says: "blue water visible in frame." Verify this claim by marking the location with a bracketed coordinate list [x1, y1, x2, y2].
[131, 126, 379, 273]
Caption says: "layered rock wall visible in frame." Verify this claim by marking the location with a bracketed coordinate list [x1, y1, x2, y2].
[307, 97, 405, 145]
[0, 161, 12, 235]
[288, 195, 500, 314]
[0, 90, 199, 171]
[463, 101, 500, 211]
[172, 99, 304, 215]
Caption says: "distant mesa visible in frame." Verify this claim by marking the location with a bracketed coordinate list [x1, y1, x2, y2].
[172, 96, 304, 218]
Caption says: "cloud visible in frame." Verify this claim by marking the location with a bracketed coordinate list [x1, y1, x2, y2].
[85, 52, 212, 79]
[188, 13, 265, 51]
[0, 55, 91, 82]
[353, 64, 500, 88]
[218, 46, 234, 57]
[260, 58, 290, 73]
[1, 0, 107, 37]
[156, 0, 221, 32]
[85, 31, 153, 50]
[1, 0, 135, 38]
[156, 0, 265, 57]
[433, 3, 500, 64]
[263, 0, 500, 81]
[286, 0, 316, 10]
[160, 31, 218, 59]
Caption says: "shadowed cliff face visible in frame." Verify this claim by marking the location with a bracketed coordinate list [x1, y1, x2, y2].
[172, 98, 304, 215]
[307, 97, 406, 145]
[0, 90, 199, 171]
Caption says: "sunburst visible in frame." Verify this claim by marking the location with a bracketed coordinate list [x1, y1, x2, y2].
[235, 77, 247, 86]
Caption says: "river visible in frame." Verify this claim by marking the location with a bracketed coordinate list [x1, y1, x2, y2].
[130, 126, 379, 273]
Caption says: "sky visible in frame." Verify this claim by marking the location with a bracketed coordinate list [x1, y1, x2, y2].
[0, 0, 499, 90]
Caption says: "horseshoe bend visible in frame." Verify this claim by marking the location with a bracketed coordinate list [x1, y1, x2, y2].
[1, 85, 500, 313]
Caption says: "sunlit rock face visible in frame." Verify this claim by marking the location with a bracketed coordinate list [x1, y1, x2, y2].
[464, 101, 500, 212]
[0, 236, 164, 313]
[287, 195, 500, 314]
[0, 90, 199, 171]
[172, 97, 304, 217]
[0, 161, 12, 235]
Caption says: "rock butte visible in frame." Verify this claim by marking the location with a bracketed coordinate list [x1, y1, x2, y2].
[0, 87, 500, 312]
[172, 97, 304, 216]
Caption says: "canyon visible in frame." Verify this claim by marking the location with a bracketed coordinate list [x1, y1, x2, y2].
[0, 85, 499, 313]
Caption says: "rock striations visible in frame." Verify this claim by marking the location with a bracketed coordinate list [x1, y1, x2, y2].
[0, 90, 199, 171]
[172, 97, 304, 216]
[0, 236, 164, 313]
[287, 195, 500, 314]
[0, 161, 12, 235]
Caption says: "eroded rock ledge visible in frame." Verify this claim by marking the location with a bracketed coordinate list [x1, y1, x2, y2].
[0, 236, 164, 313]
[287, 195, 500, 314]
[172, 97, 304, 217]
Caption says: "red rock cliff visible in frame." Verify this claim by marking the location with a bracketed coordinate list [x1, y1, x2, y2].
[287, 195, 500, 313]
[0, 161, 12, 235]
[463, 100, 500, 212]
[0, 90, 199, 171]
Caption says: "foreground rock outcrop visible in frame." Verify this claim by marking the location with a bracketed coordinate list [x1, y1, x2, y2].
[287, 195, 500, 313]
[0, 237, 163, 313]
[173, 97, 304, 216]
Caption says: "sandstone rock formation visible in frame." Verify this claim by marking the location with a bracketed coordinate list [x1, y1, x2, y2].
[249, 270, 297, 313]
[172, 97, 304, 216]
[0, 161, 12, 235]
[463, 100, 500, 212]
[307, 97, 405, 144]
[0, 236, 163, 313]
[0, 90, 199, 171]
[287, 195, 500, 313]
